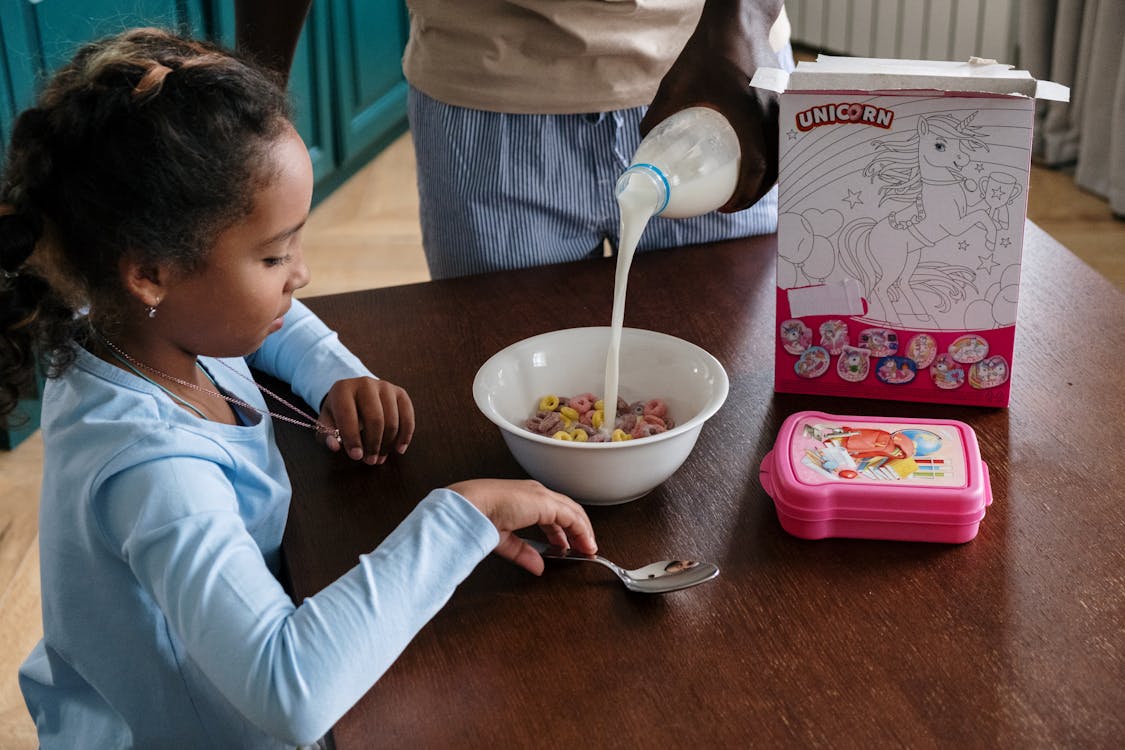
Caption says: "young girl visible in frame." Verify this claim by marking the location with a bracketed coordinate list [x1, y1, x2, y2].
[0, 29, 596, 749]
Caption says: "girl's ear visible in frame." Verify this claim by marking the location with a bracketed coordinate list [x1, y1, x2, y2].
[118, 255, 169, 310]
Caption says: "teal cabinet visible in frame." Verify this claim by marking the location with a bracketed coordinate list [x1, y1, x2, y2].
[0, 5, 35, 115]
[1, 0, 409, 201]
[206, 0, 409, 201]
[0, 38, 13, 152]
[291, 5, 340, 192]
[0, 1, 202, 114]
[18, 0, 200, 71]
[329, 1, 409, 168]
[0, 0, 410, 449]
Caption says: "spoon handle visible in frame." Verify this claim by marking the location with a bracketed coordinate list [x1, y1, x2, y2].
[519, 538, 621, 573]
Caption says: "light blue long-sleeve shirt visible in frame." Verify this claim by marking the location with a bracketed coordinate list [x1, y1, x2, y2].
[19, 299, 499, 748]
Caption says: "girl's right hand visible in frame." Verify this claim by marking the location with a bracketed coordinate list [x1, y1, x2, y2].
[447, 479, 597, 575]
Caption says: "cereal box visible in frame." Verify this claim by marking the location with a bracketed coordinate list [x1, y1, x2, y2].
[752, 57, 1069, 406]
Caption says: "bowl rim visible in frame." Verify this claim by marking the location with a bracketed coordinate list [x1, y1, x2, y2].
[472, 326, 730, 450]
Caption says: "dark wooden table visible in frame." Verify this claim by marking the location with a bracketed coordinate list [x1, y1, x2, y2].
[275, 222, 1124, 749]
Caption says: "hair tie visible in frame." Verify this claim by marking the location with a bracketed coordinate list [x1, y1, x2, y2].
[0, 213, 40, 277]
[133, 62, 174, 102]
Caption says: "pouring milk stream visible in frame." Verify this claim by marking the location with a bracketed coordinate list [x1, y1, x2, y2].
[604, 107, 741, 433]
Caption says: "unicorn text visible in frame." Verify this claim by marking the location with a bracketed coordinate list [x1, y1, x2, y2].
[795, 103, 894, 132]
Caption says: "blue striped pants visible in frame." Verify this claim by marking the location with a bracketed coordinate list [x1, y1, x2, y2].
[407, 52, 792, 279]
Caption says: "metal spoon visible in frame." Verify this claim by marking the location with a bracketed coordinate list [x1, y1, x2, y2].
[520, 537, 719, 594]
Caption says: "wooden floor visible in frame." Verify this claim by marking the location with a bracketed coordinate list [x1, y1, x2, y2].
[1, 132, 1122, 746]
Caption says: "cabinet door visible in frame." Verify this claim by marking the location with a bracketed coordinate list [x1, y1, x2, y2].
[328, 0, 409, 168]
[0, 4, 36, 117]
[291, 5, 337, 189]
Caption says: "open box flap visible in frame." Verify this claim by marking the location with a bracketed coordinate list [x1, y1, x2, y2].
[751, 55, 1070, 102]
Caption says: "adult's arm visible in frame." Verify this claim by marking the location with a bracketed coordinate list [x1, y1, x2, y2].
[641, 0, 786, 213]
[234, 0, 313, 82]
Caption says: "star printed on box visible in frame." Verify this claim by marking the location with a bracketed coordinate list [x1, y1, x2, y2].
[958, 239, 970, 252]
[786, 129, 799, 140]
[974, 163, 985, 173]
[843, 188, 863, 208]
[977, 254, 999, 273]
[1000, 236, 1012, 247]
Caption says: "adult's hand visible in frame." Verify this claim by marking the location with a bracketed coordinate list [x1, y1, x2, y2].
[641, 0, 785, 213]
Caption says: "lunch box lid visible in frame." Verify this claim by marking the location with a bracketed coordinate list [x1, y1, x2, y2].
[760, 411, 992, 523]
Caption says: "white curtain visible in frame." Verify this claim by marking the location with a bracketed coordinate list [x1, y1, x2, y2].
[1019, 0, 1125, 216]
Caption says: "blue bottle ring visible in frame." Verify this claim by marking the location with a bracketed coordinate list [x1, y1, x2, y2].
[627, 163, 671, 215]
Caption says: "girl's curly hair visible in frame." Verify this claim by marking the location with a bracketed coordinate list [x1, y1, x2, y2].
[0, 27, 292, 420]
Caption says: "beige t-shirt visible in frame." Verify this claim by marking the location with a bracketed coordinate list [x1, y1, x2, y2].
[402, 1, 790, 114]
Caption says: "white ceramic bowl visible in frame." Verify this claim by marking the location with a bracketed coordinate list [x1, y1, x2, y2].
[472, 327, 729, 505]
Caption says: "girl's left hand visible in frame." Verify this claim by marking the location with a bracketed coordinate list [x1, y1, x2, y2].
[319, 377, 415, 464]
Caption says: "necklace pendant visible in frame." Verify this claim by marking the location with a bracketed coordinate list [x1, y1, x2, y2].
[316, 424, 342, 442]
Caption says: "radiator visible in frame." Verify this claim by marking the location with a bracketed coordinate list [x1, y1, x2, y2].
[786, 0, 1018, 63]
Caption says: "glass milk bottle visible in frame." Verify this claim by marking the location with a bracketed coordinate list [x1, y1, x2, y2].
[603, 107, 741, 437]
[614, 106, 741, 219]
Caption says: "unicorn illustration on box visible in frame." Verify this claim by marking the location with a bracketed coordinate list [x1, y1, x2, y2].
[839, 112, 1000, 325]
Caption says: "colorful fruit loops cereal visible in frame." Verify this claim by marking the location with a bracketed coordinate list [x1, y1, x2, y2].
[524, 393, 675, 442]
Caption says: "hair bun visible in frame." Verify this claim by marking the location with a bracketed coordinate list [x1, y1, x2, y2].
[0, 213, 41, 274]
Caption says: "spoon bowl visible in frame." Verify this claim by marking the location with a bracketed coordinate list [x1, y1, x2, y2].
[521, 537, 719, 594]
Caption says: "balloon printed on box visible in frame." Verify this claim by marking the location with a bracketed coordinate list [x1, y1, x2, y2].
[777, 209, 842, 288]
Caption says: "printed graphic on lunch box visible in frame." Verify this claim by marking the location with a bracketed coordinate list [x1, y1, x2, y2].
[778, 100, 1030, 333]
[792, 419, 965, 488]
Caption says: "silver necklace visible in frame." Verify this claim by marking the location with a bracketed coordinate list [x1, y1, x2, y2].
[97, 333, 341, 441]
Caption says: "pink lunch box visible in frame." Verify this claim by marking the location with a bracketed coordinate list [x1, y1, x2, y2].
[759, 411, 992, 543]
